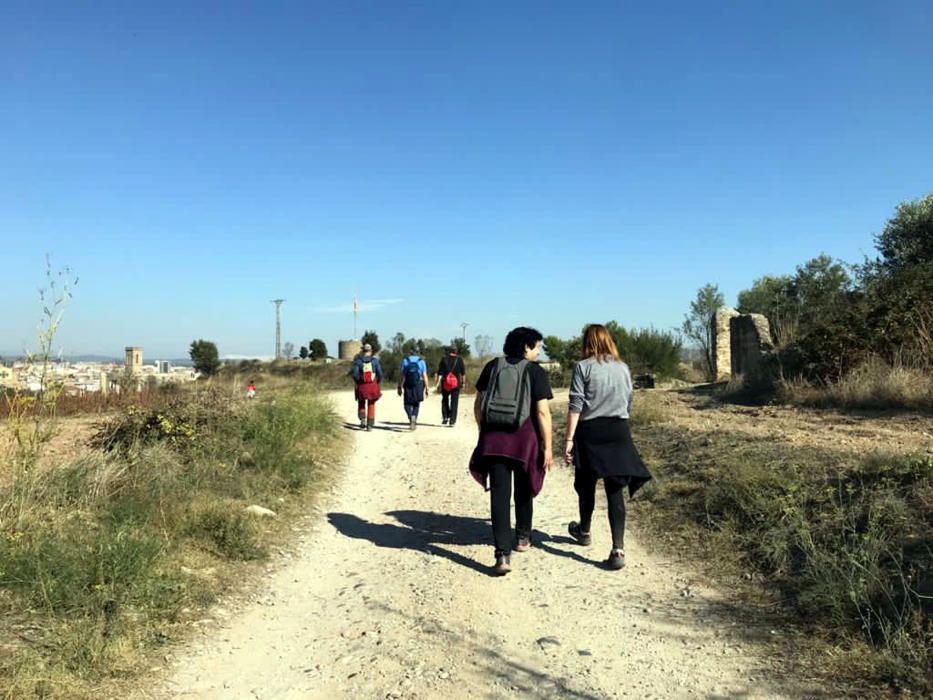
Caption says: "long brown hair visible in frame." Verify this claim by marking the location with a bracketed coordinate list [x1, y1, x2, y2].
[582, 324, 621, 363]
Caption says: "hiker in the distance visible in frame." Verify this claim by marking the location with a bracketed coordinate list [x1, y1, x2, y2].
[246, 380, 257, 399]
[470, 327, 553, 575]
[352, 343, 383, 431]
[564, 323, 652, 570]
[398, 345, 428, 430]
[435, 345, 465, 427]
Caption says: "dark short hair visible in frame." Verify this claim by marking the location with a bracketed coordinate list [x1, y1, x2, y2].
[503, 327, 543, 358]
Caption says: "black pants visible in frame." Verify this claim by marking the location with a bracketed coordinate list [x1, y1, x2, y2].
[441, 389, 460, 424]
[488, 461, 533, 553]
[574, 468, 626, 550]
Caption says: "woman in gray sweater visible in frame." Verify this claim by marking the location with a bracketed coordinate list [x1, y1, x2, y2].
[564, 324, 652, 570]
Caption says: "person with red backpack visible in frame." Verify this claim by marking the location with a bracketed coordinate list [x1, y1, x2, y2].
[352, 343, 383, 431]
[435, 346, 465, 427]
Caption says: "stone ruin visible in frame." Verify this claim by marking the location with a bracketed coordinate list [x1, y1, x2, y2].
[712, 307, 775, 383]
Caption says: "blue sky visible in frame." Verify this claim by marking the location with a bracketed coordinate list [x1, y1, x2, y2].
[2, 1, 931, 359]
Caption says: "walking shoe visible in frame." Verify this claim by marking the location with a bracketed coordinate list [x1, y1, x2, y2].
[366, 419, 374, 432]
[514, 535, 532, 553]
[567, 522, 592, 546]
[493, 550, 511, 575]
[607, 549, 626, 570]
[359, 418, 366, 429]
[442, 418, 449, 425]
[410, 417, 417, 431]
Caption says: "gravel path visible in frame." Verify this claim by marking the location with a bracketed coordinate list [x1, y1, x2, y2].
[158, 390, 823, 699]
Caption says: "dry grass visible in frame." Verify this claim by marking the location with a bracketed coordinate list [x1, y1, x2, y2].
[781, 359, 933, 412]
[630, 389, 932, 696]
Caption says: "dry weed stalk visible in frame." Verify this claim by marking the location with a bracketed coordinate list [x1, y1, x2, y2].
[1, 256, 78, 522]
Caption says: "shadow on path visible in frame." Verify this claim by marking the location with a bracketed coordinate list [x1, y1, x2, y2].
[340, 421, 405, 433]
[327, 510, 497, 576]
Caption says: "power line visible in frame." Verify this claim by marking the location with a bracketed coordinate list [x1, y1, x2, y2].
[271, 299, 285, 359]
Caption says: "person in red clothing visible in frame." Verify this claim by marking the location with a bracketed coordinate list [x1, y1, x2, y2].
[352, 344, 383, 431]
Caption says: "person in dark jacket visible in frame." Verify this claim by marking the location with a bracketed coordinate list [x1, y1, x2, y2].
[352, 343, 383, 431]
[435, 346, 465, 427]
[470, 327, 553, 575]
[563, 324, 652, 570]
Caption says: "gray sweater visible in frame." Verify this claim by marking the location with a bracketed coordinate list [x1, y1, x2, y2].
[568, 357, 633, 420]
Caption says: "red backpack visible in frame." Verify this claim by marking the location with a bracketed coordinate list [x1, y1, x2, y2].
[442, 356, 460, 391]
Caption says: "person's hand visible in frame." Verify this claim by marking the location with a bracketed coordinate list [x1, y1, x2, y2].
[542, 450, 554, 472]
[424, 386, 429, 398]
[564, 439, 574, 466]
[396, 386, 402, 396]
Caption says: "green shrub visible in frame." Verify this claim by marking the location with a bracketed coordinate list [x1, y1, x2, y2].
[186, 507, 264, 561]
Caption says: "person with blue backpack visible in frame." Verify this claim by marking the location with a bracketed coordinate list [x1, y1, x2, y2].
[398, 345, 429, 430]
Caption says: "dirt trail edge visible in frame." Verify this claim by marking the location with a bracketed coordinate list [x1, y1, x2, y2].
[157, 390, 820, 700]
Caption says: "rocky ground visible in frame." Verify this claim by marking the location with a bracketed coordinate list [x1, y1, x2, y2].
[150, 390, 836, 700]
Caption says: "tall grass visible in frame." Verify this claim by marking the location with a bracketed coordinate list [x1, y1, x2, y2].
[0, 382, 340, 698]
[781, 358, 933, 412]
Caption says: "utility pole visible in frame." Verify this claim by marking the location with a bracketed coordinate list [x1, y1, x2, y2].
[459, 322, 469, 342]
[271, 299, 285, 359]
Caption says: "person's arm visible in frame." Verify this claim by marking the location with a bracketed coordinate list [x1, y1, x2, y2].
[566, 362, 585, 463]
[435, 360, 444, 391]
[374, 358, 383, 383]
[564, 410, 580, 465]
[474, 391, 483, 427]
[397, 359, 405, 393]
[537, 398, 553, 471]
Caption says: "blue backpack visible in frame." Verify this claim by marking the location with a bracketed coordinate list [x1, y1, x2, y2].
[403, 357, 423, 388]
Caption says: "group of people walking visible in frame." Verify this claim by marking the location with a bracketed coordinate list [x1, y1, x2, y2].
[351, 324, 652, 575]
[352, 343, 465, 431]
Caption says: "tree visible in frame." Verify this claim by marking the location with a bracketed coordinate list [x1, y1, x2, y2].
[360, 330, 381, 354]
[474, 334, 493, 359]
[282, 341, 295, 359]
[876, 192, 933, 273]
[299, 346, 309, 360]
[308, 338, 328, 360]
[682, 284, 725, 381]
[451, 337, 471, 357]
[189, 339, 220, 376]
[626, 327, 683, 378]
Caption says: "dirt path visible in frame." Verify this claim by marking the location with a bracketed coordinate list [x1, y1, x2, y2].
[157, 390, 824, 700]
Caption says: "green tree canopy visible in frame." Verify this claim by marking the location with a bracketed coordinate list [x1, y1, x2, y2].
[299, 346, 309, 360]
[308, 338, 328, 359]
[682, 283, 724, 381]
[360, 330, 381, 354]
[189, 339, 220, 376]
[876, 192, 933, 273]
[450, 337, 471, 357]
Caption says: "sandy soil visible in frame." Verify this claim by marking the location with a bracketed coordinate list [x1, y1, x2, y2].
[154, 390, 829, 700]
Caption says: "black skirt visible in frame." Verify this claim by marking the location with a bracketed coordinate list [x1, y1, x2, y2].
[574, 417, 652, 497]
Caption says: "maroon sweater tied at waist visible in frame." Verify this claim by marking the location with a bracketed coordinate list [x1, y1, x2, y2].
[469, 418, 546, 496]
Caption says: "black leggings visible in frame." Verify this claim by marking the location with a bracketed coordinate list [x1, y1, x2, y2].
[574, 468, 626, 550]
[441, 389, 460, 423]
[488, 461, 533, 553]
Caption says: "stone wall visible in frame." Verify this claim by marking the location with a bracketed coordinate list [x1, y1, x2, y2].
[712, 308, 739, 381]
[730, 313, 774, 382]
